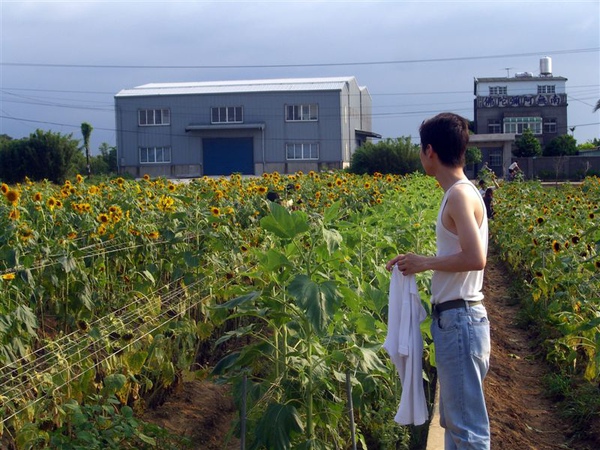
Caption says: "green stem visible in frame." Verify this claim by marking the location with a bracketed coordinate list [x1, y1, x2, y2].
[306, 327, 314, 443]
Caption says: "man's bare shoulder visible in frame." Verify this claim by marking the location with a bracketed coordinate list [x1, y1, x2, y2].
[445, 181, 484, 227]
[447, 181, 480, 205]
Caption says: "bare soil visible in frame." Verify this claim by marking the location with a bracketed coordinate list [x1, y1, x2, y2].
[143, 245, 600, 449]
[142, 379, 240, 449]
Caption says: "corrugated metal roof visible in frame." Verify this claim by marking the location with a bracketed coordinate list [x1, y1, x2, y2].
[115, 76, 356, 97]
[475, 76, 567, 83]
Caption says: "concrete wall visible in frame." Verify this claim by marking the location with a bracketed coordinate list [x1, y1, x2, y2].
[515, 155, 600, 180]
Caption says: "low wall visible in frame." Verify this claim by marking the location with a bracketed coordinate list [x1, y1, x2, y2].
[515, 155, 600, 180]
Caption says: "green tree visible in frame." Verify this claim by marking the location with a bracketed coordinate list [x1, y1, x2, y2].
[544, 134, 578, 156]
[0, 134, 13, 146]
[98, 142, 118, 173]
[513, 128, 542, 157]
[0, 129, 80, 184]
[576, 138, 599, 152]
[77, 143, 118, 175]
[81, 122, 93, 177]
[349, 137, 422, 175]
[466, 146, 482, 165]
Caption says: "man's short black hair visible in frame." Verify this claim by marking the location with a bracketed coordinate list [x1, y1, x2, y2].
[419, 112, 470, 167]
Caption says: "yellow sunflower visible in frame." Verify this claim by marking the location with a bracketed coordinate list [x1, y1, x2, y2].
[8, 208, 20, 220]
[19, 228, 34, 241]
[552, 240, 561, 253]
[5, 189, 20, 205]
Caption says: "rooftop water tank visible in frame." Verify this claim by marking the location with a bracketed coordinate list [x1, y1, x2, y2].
[540, 56, 552, 76]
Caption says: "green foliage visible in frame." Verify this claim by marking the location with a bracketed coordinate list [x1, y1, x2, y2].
[492, 178, 600, 438]
[0, 171, 441, 448]
[44, 396, 191, 450]
[0, 129, 81, 184]
[253, 403, 304, 450]
[98, 143, 118, 173]
[0, 134, 13, 145]
[544, 134, 578, 156]
[349, 137, 423, 175]
[211, 174, 440, 448]
[77, 143, 118, 176]
[577, 142, 597, 151]
[492, 179, 600, 380]
[513, 128, 542, 157]
[465, 146, 482, 165]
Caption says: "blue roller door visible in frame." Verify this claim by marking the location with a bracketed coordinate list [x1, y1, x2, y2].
[203, 138, 254, 175]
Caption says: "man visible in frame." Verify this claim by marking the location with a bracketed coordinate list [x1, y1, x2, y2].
[386, 112, 491, 449]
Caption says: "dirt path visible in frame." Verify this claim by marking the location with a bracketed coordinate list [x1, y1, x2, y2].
[483, 245, 586, 450]
[143, 244, 598, 449]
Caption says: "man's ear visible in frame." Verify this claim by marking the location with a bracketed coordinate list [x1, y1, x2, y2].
[423, 144, 434, 158]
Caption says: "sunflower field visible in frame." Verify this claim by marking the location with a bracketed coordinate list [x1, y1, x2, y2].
[0, 171, 441, 449]
[490, 178, 600, 388]
[3, 171, 598, 449]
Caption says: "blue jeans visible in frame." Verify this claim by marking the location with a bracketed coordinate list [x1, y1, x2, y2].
[431, 303, 491, 450]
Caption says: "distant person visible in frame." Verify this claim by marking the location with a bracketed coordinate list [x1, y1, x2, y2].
[386, 112, 491, 449]
[478, 162, 499, 189]
[484, 187, 494, 219]
[478, 179, 487, 196]
[507, 162, 522, 181]
[266, 191, 281, 203]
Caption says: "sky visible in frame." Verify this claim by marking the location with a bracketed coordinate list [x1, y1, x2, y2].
[1, 0, 599, 155]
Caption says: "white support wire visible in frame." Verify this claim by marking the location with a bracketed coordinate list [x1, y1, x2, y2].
[0, 276, 216, 426]
[0, 277, 205, 403]
[1, 274, 180, 376]
[0, 235, 212, 398]
[0, 236, 171, 276]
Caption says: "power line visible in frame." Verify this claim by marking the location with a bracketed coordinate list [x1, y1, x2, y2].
[2, 48, 598, 70]
[2, 84, 598, 97]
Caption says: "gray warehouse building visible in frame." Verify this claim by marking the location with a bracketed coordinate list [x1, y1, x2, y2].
[114, 76, 379, 178]
[473, 57, 568, 175]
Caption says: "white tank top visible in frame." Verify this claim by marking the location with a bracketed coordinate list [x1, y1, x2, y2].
[431, 179, 488, 304]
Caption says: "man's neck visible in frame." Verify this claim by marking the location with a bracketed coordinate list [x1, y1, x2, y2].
[435, 167, 468, 192]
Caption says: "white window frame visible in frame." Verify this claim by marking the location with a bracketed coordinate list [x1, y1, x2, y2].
[503, 117, 542, 135]
[285, 104, 318, 122]
[285, 143, 319, 160]
[537, 85, 556, 94]
[543, 118, 557, 133]
[489, 86, 507, 96]
[488, 119, 501, 134]
[138, 109, 170, 126]
[211, 106, 243, 124]
[489, 149, 503, 168]
[140, 146, 172, 164]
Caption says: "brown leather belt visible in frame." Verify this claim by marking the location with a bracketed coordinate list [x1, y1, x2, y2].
[432, 299, 483, 314]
